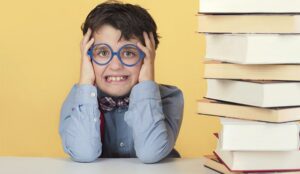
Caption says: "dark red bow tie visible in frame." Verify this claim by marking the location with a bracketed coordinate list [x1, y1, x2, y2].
[98, 96, 129, 112]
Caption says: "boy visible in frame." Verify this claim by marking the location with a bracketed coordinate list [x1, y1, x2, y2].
[59, 1, 184, 163]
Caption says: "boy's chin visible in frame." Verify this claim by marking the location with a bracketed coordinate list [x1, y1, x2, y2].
[97, 80, 138, 97]
[101, 88, 131, 97]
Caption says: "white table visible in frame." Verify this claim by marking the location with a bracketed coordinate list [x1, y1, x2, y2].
[0, 157, 205, 174]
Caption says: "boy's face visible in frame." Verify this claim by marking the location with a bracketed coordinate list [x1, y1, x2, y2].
[92, 24, 142, 97]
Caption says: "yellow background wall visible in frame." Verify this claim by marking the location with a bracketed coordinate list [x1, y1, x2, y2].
[0, 0, 220, 158]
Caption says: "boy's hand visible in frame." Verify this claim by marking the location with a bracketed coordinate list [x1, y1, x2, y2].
[78, 28, 96, 85]
[137, 32, 156, 82]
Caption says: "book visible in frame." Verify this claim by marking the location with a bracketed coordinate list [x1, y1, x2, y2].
[199, 0, 300, 14]
[214, 140, 300, 172]
[197, 99, 300, 123]
[219, 118, 300, 151]
[204, 62, 300, 81]
[206, 79, 300, 107]
[204, 34, 300, 64]
[204, 155, 243, 174]
[197, 15, 300, 34]
[204, 155, 300, 174]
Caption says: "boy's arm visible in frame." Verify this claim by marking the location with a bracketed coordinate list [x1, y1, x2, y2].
[59, 84, 102, 162]
[124, 80, 184, 164]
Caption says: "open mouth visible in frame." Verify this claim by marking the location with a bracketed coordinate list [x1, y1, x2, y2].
[104, 75, 129, 83]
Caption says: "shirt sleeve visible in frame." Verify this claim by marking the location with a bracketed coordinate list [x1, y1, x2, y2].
[59, 84, 102, 162]
[124, 80, 184, 164]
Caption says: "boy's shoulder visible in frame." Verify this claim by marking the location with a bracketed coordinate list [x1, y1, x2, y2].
[158, 83, 183, 99]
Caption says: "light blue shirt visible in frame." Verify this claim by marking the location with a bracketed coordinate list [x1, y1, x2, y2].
[59, 80, 184, 163]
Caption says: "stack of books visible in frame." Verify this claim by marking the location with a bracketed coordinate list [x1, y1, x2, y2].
[197, 0, 300, 173]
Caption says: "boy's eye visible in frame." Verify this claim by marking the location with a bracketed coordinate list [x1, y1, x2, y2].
[123, 51, 136, 57]
[97, 50, 110, 57]
[121, 47, 139, 58]
[96, 49, 110, 57]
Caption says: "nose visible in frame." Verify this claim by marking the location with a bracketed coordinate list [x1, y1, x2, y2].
[108, 54, 123, 70]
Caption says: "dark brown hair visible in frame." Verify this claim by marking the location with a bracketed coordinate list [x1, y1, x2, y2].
[81, 0, 160, 49]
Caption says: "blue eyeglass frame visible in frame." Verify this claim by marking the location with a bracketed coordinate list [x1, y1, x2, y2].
[88, 43, 145, 67]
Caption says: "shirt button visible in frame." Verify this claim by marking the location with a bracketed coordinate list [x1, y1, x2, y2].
[93, 117, 97, 122]
[120, 142, 125, 147]
[90, 92, 96, 97]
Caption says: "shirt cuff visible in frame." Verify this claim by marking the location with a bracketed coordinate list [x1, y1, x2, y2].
[130, 80, 161, 103]
[74, 84, 98, 105]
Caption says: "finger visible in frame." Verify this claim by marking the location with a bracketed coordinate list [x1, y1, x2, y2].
[143, 32, 152, 49]
[150, 32, 156, 49]
[84, 38, 94, 57]
[137, 42, 150, 58]
[83, 28, 92, 45]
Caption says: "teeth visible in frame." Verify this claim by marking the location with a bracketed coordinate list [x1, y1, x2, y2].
[107, 76, 127, 82]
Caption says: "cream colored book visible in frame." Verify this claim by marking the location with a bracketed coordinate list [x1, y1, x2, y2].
[204, 62, 300, 81]
[199, 0, 300, 14]
[197, 99, 300, 123]
[206, 79, 300, 107]
[219, 118, 300, 151]
[215, 139, 300, 172]
[198, 15, 300, 33]
[205, 34, 300, 64]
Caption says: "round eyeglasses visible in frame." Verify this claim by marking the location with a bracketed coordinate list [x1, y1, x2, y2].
[88, 43, 145, 67]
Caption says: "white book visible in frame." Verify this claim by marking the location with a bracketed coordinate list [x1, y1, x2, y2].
[205, 34, 300, 64]
[204, 62, 300, 81]
[220, 118, 300, 151]
[215, 139, 300, 172]
[206, 79, 300, 107]
[199, 0, 300, 13]
[198, 15, 300, 34]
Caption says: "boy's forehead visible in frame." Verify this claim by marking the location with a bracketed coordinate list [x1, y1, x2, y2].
[93, 25, 139, 46]
[94, 25, 121, 40]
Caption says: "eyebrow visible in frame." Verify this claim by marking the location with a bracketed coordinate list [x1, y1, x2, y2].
[93, 41, 138, 46]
